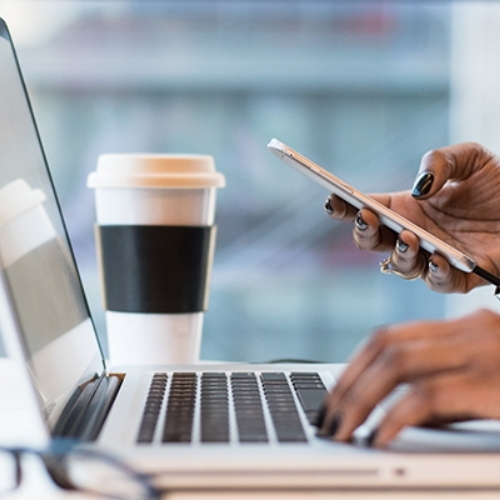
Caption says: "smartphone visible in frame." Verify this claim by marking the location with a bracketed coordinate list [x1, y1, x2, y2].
[267, 138, 476, 274]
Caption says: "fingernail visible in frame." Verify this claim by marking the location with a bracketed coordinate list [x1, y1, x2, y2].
[355, 213, 368, 231]
[366, 428, 379, 447]
[324, 198, 334, 215]
[328, 412, 342, 437]
[412, 172, 434, 198]
[314, 404, 327, 428]
[396, 239, 409, 253]
[429, 260, 439, 273]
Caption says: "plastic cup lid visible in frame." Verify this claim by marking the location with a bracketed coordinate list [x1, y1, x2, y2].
[87, 154, 226, 189]
[0, 179, 46, 227]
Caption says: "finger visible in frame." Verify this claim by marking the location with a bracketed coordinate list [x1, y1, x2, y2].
[324, 319, 458, 409]
[325, 194, 358, 221]
[373, 372, 482, 446]
[320, 333, 385, 419]
[326, 193, 392, 221]
[318, 331, 389, 434]
[332, 334, 472, 442]
[390, 230, 424, 278]
[320, 319, 460, 434]
[353, 209, 397, 252]
[425, 254, 470, 293]
[370, 389, 432, 446]
[413, 143, 491, 200]
[325, 192, 399, 253]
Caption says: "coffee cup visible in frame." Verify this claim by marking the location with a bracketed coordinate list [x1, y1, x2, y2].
[87, 154, 225, 365]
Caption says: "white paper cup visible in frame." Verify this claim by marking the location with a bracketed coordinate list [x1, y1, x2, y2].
[87, 154, 225, 366]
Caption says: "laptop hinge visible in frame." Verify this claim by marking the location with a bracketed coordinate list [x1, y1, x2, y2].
[53, 374, 122, 441]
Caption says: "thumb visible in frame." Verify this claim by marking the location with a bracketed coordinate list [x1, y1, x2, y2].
[411, 142, 490, 200]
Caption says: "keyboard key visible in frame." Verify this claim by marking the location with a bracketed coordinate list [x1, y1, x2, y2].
[260, 375, 307, 443]
[295, 388, 327, 412]
[231, 373, 268, 443]
[137, 373, 167, 444]
[201, 373, 229, 443]
[162, 373, 197, 443]
[290, 372, 327, 424]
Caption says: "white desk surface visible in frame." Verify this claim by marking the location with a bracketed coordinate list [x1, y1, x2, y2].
[1, 358, 500, 499]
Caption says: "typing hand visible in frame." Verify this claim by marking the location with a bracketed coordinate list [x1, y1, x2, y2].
[316, 309, 500, 446]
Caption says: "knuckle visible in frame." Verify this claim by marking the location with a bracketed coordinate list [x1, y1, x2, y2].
[353, 232, 378, 251]
[366, 327, 393, 353]
[476, 308, 498, 321]
[353, 235, 363, 250]
[425, 269, 458, 293]
[464, 141, 487, 157]
[426, 281, 445, 294]
[414, 383, 438, 414]
[342, 392, 370, 423]
[395, 253, 418, 271]
[426, 275, 450, 293]
[470, 309, 500, 343]
[361, 235, 381, 251]
[380, 345, 407, 373]
[470, 308, 500, 329]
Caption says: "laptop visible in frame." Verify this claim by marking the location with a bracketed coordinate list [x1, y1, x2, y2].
[2, 16, 500, 492]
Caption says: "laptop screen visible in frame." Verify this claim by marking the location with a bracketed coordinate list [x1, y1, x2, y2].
[0, 20, 104, 429]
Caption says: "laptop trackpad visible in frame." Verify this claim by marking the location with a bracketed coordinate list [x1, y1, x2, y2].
[385, 385, 500, 452]
[388, 420, 500, 453]
[353, 386, 500, 453]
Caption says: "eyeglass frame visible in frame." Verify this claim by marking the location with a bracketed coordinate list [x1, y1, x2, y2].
[0, 438, 162, 499]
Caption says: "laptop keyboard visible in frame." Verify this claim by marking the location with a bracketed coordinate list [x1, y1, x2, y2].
[137, 372, 327, 445]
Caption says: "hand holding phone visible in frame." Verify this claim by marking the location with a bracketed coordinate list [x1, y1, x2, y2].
[267, 138, 500, 289]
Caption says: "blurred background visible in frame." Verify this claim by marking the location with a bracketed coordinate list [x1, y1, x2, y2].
[0, 0, 497, 362]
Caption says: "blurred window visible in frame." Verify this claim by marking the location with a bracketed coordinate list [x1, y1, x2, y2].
[2, 1, 452, 362]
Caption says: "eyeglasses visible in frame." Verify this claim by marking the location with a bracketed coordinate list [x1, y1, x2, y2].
[0, 440, 162, 499]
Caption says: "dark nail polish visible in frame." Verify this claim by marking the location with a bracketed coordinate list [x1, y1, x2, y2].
[328, 413, 341, 437]
[396, 239, 409, 253]
[324, 198, 334, 215]
[412, 172, 434, 198]
[355, 213, 368, 231]
[429, 260, 439, 273]
[366, 428, 378, 447]
[314, 404, 327, 428]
